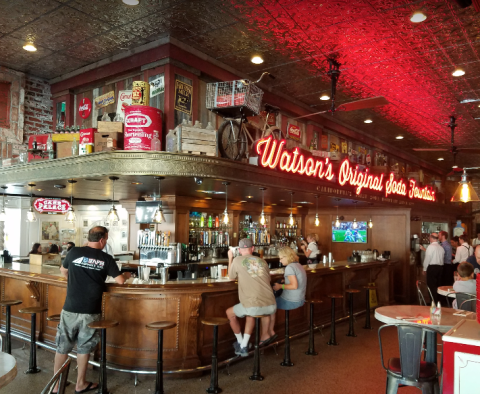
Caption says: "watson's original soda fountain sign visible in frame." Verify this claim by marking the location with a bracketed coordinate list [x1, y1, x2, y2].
[256, 136, 435, 202]
[34, 198, 71, 214]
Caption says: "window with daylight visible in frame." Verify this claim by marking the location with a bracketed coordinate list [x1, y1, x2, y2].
[0, 82, 11, 129]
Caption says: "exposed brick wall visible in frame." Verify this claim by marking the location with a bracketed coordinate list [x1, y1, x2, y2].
[23, 75, 53, 145]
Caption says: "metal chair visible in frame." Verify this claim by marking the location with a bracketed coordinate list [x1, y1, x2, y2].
[416, 280, 434, 306]
[40, 357, 71, 394]
[456, 292, 477, 312]
[378, 324, 442, 394]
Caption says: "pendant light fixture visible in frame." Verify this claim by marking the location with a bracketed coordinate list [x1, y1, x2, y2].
[334, 198, 341, 228]
[152, 176, 166, 224]
[65, 180, 77, 223]
[289, 192, 295, 226]
[259, 187, 267, 226]
[222, 181, 230, 225]
[368, 218, 373, 229]
[352, 201, 358, 229]
[451, 169, 480, 203]
[106, 176, 120, 222]
[26, 183, 37, 222]
[0, 186, 7, 222]
[314, 194, 320, 227]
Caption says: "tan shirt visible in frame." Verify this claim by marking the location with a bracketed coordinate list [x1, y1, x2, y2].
[229, 254, 275, 308]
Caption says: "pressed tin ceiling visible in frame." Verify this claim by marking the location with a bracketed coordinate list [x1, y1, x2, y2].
[1, 0, 480, 171]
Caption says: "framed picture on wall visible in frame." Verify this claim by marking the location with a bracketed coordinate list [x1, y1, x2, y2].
[121, 219, 128, 226]
[83, 219, 89, 228]
[121, 231, 127, 238]
[121, 244, 128, 252]
[112, 221, 119, 227]
[42, 221, 60, 241]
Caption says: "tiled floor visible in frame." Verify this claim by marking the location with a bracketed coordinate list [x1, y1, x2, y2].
[1, 316, 425, 393]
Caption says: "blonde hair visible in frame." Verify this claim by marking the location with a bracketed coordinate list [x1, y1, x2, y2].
[306, 233, 319, 243]
[278, 246, 299, 265]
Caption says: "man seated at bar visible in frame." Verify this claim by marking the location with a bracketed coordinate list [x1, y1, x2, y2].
[52, 226, 131, 393]
[269, 246, 306, 339]
[452, 262, 476, 309]
[28, 242, 42, 255]
[226, 238, 276, 357]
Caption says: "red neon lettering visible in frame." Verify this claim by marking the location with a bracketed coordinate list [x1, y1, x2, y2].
[408, 180, 436, 202]
[256, 136, 334, 181]
[385, 173, 407, 198]
[338, 160, 383, 195]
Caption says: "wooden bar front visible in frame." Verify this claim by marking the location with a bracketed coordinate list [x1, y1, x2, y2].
[0, 260, 396, 372]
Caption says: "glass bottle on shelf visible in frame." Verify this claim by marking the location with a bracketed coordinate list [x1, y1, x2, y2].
[32, 135, 37, 149]
[71, 137, 78, 156]
[215, 215, 219, 228]
[200, 214, 205, 228]
[101, 112, 111, 122]
[208, 215, 213, 228]
[151, 131, 161, 151]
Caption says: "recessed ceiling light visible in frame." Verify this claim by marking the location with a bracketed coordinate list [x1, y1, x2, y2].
[37, 189, 43, 191]
[197, 190, 225, 194]
[452, 69, 465, 77]
[23, 41, 37, 52]
[410, 11, 426, 23]
[320, 94, 330, 101]
[239, 200, 247, 203]
[452, 165, 458, 168]
[364, 119, 373, 124]
[279, 199, 285, 202]
[297, 205, 302, 208]
[395, 135, 404, 140]
[204, 197, 212, 200]
[251, 55, 263, 64]
[437, 157, 444, 161]
[122, 0, 139, 5]
[131, 182, 142, 185]
[246, 195, 254, 199]
[271, 203, 277, 206]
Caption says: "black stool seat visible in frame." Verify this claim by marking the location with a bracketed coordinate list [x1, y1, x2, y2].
[327, 295, 341, 346]
[306, 299, 322, 356]
[345, 289, 360, 337]
[47, 314, 61, 322]
[202, 317, 229, 393]
[248, 314, 269, 381]
[20, 305, 47, 374]
[306, 299, 323, 304]
[364, 285, 376, 289]
[327, 294, 344, 299]
[88, 320, 119, 394]
[0, 300, 22, 355]
[19, 306, 48, 314]
[146, 321, 176, 394]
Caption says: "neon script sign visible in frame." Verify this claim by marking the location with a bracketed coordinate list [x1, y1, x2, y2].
[256, 136, 436, 202]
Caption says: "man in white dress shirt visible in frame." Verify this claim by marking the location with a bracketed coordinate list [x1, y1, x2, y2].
[453, 234, 474, 265]
[472, 233, 480, 247]
[422, 232, 444, 304]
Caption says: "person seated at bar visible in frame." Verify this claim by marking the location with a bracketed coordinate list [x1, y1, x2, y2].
[61, 242, 76, 256]
[452, 262, 476, 309]
[52, 226, 131, 393]
[466, 245, 480, 276]
[269, 246, 307, 339]
[28, 242, 42, 255]
[226, 238, 276, 357]
[48, 244, 60, 254]
[300, 233, 320, 264]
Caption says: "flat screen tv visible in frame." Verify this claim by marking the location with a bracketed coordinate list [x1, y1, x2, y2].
[135, 201, 159, 224]
[332, 221, 367, 243]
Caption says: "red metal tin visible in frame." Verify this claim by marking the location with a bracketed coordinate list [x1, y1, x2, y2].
[124, 105, 162, 151]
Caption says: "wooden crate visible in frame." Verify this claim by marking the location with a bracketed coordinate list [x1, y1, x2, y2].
[98, 121, 124, 133]
[177, 125, 217, 156]
[52, 133, 79, 142]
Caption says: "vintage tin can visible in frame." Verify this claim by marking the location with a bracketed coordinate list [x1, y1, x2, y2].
[79, 143, 94, 155]
[124, 105, 162, 151]
[131, 81, 150, 106]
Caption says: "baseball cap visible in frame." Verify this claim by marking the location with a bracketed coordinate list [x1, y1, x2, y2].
[239, 238, 253, 248]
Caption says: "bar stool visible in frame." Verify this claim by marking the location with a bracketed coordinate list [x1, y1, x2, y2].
[46, 314, 61, 323]
[305, 299, 323, 356]
[280, 310, 294, 367]
[326, 294, 343, 346]
[146, 320, 177, 394]
[363, 285, 376, 330]
[201, 317, 229, 393]
[87, 320, 119, 394]
[249, 315, 268, 381]
[18, 306, 48, 374]
[0, 299, 22, 354]
[345, 289, 360, 337]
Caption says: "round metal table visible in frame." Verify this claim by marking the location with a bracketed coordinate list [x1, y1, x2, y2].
[437, 286, 456, 298]
[0, 352, 17, 389]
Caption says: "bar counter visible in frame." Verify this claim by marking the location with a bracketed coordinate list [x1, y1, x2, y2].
[0, 259, 397, 373]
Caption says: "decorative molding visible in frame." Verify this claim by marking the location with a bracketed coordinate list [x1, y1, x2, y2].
[25, 281, 40, 300]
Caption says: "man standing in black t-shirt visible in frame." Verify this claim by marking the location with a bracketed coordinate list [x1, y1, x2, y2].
[52, 226, 131, 393]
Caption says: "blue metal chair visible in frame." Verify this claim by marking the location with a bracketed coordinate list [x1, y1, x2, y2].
[378, 324, 442, 394]
[455, 292, 476, 312]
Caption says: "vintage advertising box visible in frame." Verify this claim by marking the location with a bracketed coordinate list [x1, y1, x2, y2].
[30, 253, 62, 266]
[56, 142, 73, 159]
[28, 134, 50, 162]
[97, 121, 124, 134]
[94, 132, 123, 152]
[79, 128, 96, 144]
[52, 133, 79, 143]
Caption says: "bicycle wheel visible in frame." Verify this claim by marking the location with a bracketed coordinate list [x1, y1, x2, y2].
[265, 126, 283, 141]
[217, 120, 247, 160]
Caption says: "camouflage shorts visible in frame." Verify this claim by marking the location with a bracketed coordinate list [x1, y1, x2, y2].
[55, 310, 101, 354]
